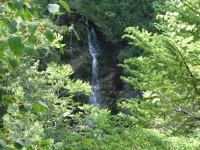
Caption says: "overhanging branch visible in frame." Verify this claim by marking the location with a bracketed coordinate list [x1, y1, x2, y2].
[169, 39, 195, 78]
[158, 91, 200, 120]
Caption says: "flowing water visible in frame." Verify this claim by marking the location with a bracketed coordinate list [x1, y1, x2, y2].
[88, 27, 102, 108]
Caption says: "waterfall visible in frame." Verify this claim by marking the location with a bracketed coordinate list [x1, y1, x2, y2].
[69, 29, 73, 54]
[88, 27, 102, 108]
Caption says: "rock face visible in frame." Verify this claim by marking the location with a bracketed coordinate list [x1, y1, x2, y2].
[70, 50, 90, 72]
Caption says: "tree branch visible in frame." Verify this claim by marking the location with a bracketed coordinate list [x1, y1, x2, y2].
[158, 91, 200, 120]
[169, 39, 195, 78]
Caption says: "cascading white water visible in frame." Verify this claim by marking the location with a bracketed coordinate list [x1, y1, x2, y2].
[88, 27, 102, 108]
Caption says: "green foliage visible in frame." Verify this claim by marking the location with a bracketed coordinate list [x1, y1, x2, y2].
[0, 0, 84, 149]
[117, 46, 145, 63]
[2, 57, 91, 148]
[119, 0, 200, 143]
[0, 0, 67, 73]
[1, 0, 200, 149]
[59, 0, 70, 12]
[69, 0, 157, 43]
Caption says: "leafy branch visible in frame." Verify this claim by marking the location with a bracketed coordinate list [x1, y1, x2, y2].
[168, 39, 195, 78]
[158, 91, 200, 120]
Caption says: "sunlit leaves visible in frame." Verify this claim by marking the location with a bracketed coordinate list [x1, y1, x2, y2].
[59, 0, 70, 12]
[2, 95, 17, 106]
[85, 139, 92, 146]
[0, 0, 88, 149]
[32, 104, 47, 113]
[8, 2, 16, 11]
[21, 9, 32, 21]
[23, 3, 32, 9]
[57, 41, 64, 54]
[120, 0, 200, 133]
[38, 101, 48, 109]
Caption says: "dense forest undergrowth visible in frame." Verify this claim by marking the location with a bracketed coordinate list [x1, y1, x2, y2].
[0, 0, 200, 149]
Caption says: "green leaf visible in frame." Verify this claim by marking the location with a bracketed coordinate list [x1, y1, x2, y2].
[8, 2, 16, 10]
[29, 7, 39, 18]
[85, 139, 92, 146]
[32, 104, 41, 112]
[19, 105, 27, 116]
[2, 95, 17, 106]
[21, 9, 32, 21]
[14, 142, 23, 149]
[23, 3, 31, 9]
[23, 46, 38, 56]
[40, 140, 50, 146]
[33, 103, 47, 113]
[14, 138, 24, 149]
[59, 0, 70, 12]
[16, 115, 23, 120]
[48, 4, 60, 15]
[13, 124, 22, 134]
[9, 58, 18, 70]
[0, 53, 4, 59]
[0, 38, 8, 51]
[65, 147, 75, 150]
[16, 139, 24, 146]
[28, 22, 38, 35]
[0, 139, 7, 149]
[8, 35, 24, 55]
[43, 30, 54, 42]
[58, 42, 64, 54]
[24, 138, 35, 147]
[33, 101, 48, 113]
[7, 19, 17, 33]
[43, 19, 53, 26]
[2, 18, 8, 27]
[38, 101, 48, 109]
[14, 0, 23, 11]
[72, 29, 80, 40]
[0, 28, 6, 36]
[28, 35, 37, 46]
[56, 12, 64, 16]
[54, 142, 63, 149]
[19, 23, 26, 31]
[9, 104, 18, 111]
[24, 103, 32, 111]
